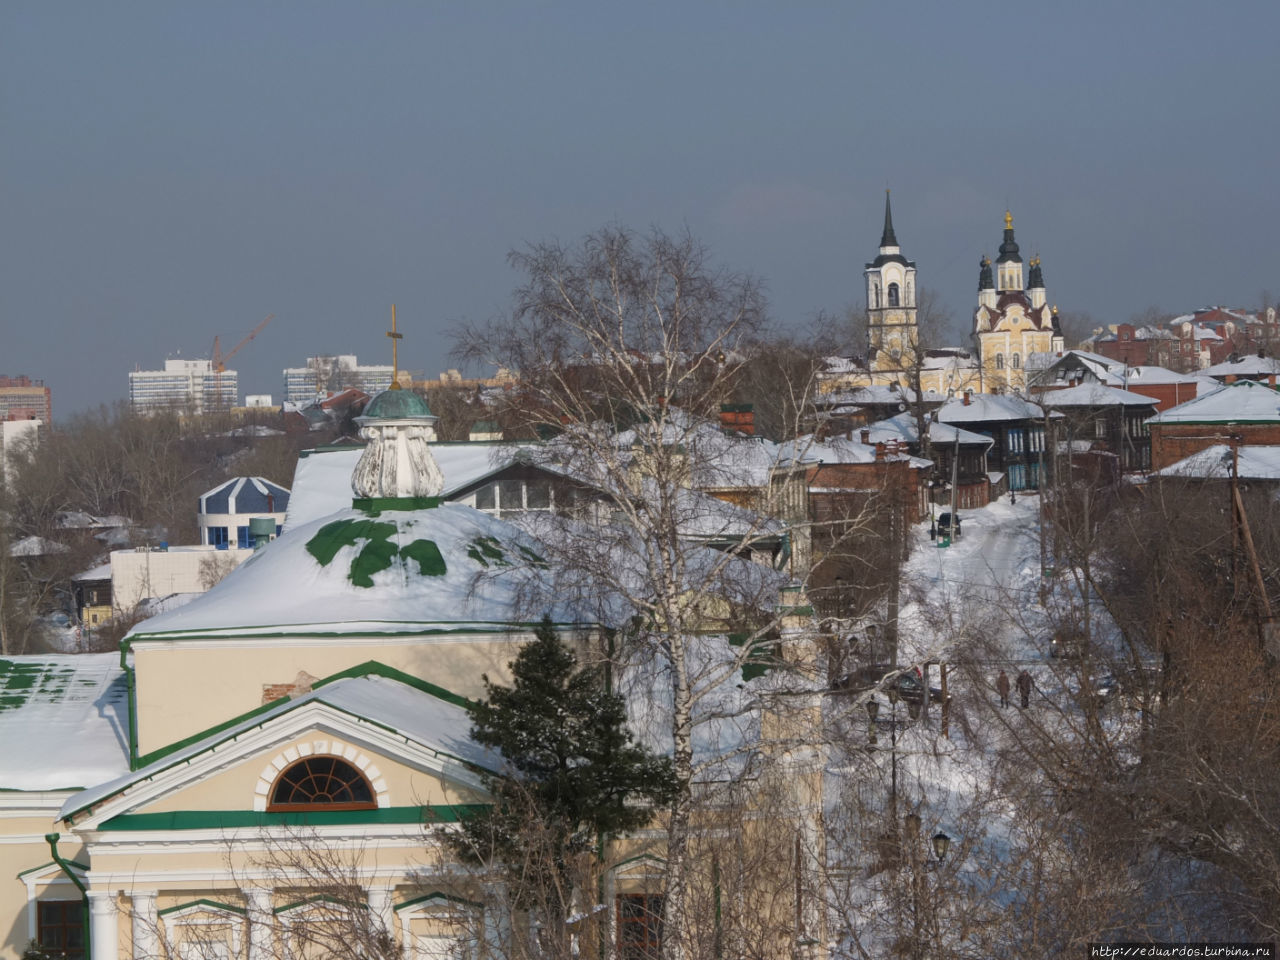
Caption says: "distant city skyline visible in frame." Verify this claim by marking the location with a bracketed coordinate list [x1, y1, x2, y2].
[4, 2, 1278, 415]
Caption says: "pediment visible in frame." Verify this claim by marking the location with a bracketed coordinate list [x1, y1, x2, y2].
[64, 676, 496, 831]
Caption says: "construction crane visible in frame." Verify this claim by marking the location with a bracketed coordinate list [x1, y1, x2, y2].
[210, 314, 274, 410]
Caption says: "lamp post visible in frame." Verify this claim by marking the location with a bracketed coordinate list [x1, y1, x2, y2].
[887, 685, 899, 820]
[902, 817, 952, 960]
[866, 697, 879, 747]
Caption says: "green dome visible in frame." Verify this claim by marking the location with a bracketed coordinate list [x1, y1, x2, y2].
[361, 388, 434, 420]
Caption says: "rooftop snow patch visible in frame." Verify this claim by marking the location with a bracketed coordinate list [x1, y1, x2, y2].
[1148, 380, 1280, 424]
[0, 654, 130, 791]
[1040, 383, 1158, 407]
[126, 502, 582, 641]
[936, 393, 1042, 424]
[1153, 444, 1280, 481]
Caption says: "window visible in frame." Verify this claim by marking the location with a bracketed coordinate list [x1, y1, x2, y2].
[887, 283, 900, 307]
[1011, 353, 1020, 370]
[1008, 429, 1024, 454]
[269, 756, 376, 811]
[208, 526, 229, 547]
[617, 895, 662, 960]
[38, 901, 85, 960]
[525, 481, 551, 510]
[475, 485, 496, 511]
[237, 526, 252, 549]
[1095, 418, 1107, 439]
[995, 354, 1005, 370]
[873, 285, 881, 308]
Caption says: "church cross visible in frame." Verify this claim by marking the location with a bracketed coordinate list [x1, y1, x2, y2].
[387, 304, 404, 389]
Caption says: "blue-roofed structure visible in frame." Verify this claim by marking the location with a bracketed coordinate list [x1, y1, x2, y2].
[197, 476, 291, 549]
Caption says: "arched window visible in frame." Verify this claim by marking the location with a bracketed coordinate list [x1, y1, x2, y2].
[995, 353, 1005, 370]
[873, 285, 881, 308]
[1011, 353, 1021, 369]
[888, 283, 900, 307]
[269, 756, 376, 811]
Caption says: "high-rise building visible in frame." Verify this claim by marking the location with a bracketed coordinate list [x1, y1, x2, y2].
[0, 375, 52, 423]
[282, 355, 394, 403]
[128, 358, 238, 415]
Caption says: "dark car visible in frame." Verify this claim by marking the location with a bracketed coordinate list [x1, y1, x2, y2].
[937, 512, 962, 539]
[836, 663, 948, 704]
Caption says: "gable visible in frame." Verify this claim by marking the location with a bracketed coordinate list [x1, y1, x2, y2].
[63, 672, 498, 830]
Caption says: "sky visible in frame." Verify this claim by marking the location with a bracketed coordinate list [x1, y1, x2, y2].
[4, 2, 1279, 417]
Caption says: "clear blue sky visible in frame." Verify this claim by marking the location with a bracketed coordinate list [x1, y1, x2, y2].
[4, 2, 1278, 416]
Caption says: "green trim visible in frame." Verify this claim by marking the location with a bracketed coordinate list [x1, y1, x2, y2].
[127, 620, 595, 643]
[395, 891, 484, 912]
[16, 859, 88, 880]
[65, 660, 488, 823]
[98, 805, 488, 831]
[352, 497, 442, 514]
[310, 660, 474, 710]
[134, 695, 291, 770]
[275, 893, 370, 915]
[159, 899, 246, 918]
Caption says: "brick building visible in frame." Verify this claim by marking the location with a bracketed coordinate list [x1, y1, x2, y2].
[1148, 380, 1280, 470]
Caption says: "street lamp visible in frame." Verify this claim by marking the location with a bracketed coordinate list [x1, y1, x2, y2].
[932, 831, 951, 863]
[866, 698, 879, 747]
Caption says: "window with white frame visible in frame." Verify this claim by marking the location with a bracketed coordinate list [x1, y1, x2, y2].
[472, 478, 555, 517]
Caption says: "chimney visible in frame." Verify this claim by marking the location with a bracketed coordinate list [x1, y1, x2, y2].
[887, 439, 899, 457]
[860, 429, 871, 445]
[719, 403, 755, 436]
[962, 390, 971, 406]
[875, 442, 886, 462]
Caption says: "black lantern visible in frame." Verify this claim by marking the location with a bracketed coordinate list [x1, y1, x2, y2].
[932, 831, 951, 862]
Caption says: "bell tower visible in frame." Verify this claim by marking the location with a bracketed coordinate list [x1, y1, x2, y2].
[865, 191, 918, 374]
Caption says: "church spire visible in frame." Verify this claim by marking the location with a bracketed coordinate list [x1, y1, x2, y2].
[880, 190, 898, 248]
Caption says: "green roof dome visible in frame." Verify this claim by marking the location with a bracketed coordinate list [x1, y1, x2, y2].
[361, 388, 434, 420]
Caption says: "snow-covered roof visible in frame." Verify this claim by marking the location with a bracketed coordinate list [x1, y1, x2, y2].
[781, 431, 927, 469]
[852, 413, 993, 449]
[1201, 355, 1280, 379]
[817, 384, 947, 408]
[73, 561, 112, 582]
[59, 669, 497, 821]
[1153, 444, 1280, 481]
[127, 502, 586, 641]
[1040, 383, 1158, 408]
[0, 654, 130, 791]
[1115, 366, 1200, 385]
[935, 393, 1043, 424]
[1148, 380, 1280, 424]
[8, 535, 70, 557]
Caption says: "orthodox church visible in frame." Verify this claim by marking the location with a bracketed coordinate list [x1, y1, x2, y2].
[971, 211, 1065, 393]
[864, 191, 918, 381]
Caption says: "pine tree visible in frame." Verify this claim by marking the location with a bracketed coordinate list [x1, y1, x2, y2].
[454, 615, 674, 956]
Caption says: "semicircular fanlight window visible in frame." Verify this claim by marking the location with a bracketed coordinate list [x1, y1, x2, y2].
[269, 756, 376, 810]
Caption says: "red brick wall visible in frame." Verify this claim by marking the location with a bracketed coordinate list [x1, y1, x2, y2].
[1150, 422, 1280, 470]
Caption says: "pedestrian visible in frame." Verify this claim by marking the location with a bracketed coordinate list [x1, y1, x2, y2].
[996, 670, 1010, 708]
[1016, 669, 1032, 709]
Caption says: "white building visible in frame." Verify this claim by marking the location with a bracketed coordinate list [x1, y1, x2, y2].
[282, 355, 394, 403]
[0, 418, 41, 487]
[198, 476, 290, 548]
[128, 358, 238, 414]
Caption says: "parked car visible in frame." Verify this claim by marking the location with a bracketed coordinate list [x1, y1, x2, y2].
[937, 512, 962, 539]
[835, 663, 949, 704]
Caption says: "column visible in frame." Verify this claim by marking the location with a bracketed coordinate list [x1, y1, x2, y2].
[130, 892, 159, 960]
[88, 890, 119, 960]
[366, 888, 396, 954]
[244, 888, 274, 960]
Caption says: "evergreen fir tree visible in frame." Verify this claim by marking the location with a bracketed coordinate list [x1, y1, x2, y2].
[454, 615, 674, 953]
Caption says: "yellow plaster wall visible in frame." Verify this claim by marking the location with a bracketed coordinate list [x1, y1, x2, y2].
[0, 825, 89, 959]
[131, 637, 527, 757]
[134, 734, 487, 814]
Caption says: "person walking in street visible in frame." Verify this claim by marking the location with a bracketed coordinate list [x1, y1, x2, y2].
[996, 670, 1010, 708]
[1016, 669, 1032, 709]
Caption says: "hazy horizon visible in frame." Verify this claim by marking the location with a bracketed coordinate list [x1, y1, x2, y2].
[4, 2, 1278, 418]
